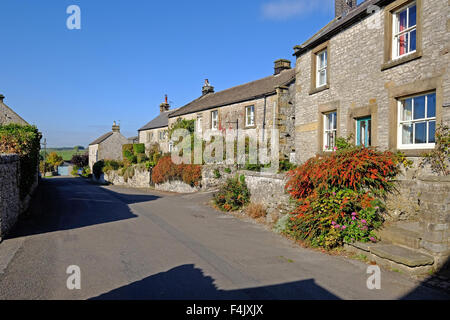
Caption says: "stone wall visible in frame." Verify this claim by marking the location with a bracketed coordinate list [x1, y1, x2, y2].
[103, 166, 152, 188]
[0, 154, 38, 242]
[201, 165, 295, 222]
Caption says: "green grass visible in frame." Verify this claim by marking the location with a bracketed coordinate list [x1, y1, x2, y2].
[40, 148, 86, 162]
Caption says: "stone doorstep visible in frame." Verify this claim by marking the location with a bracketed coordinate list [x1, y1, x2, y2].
[370, 244, 434, 268]
[345, 242, 435, 277]
[376, 224, 422, 250]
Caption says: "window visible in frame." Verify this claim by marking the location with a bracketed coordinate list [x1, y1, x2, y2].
[197, 116, 202, 133]
[147, 132, 153, 142]
[316, 50, 328, 88]
[356, 116, 372, 147]
[245, 105, 255, 127]
[323, 111, 337, 151]
[398, 92, 436, 149]
[159, 130, 167, 140]
[393, 2, 416, 59]
[211, 110, 218, 130]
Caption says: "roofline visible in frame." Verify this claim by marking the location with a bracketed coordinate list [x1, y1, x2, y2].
[169, 75, 295, 118]
[1, 102, 29, 125]
[138, 124, 168, 132]
[293, 0, 392, 57]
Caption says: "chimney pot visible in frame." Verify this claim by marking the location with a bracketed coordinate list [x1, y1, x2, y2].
[160, 95, 170, 113]
[202, 79, 215, 95]
[112, 121, 120, 133]
[335, 0, 357, 18]
[274, 59, 291, 75]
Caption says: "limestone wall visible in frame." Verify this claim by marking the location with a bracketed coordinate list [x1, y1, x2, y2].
[0, 154, 38, 242]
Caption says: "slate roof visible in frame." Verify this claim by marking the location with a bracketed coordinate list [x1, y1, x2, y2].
[169, 68, 296, 118]
[138, 109, 179, 132]
[89, 132, 113, 146]
[293, 0, 391, 56]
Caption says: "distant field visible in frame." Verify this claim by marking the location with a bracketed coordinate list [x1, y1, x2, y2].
[40, 148, 87, 162]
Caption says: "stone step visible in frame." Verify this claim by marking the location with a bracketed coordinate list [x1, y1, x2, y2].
[370, 244, 434, 268]
[376, 222, 422, 249]
[345, 242, 435, 276]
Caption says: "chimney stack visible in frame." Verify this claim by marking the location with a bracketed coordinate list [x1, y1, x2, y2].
[160, 95, 170, 113]
[112, 121, 120, 133]
[335, 0, 357, 18]
[0, 94, 4, 103]
[274, 59, 291, 75]
[202, 79, 215, 96]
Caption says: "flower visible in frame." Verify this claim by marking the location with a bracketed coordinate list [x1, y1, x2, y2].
[333, 146, 338, 151]
[361, 219, 367, 224]
[369, 237, 376, 242]
[331, 221, 336, 225]
[332, 192, 336, 196]
[341, 225, 347, 230]
[352, 216, 356, 221]
[352, 212, 357, 216]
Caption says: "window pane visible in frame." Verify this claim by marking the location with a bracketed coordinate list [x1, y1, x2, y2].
[414, 95, 426, 119]
[410, 30, 416, 52]
[398, 34, 408, 55]
[402, 124, 413, 144]
[414, 122, 427, 144]
[402, 99, 413, 121]
[428, 121, 436, 143]
[427, 94, 436, 118]
[331, 112, 337, 130]
[409, 5, 416, 27]
[319, 70, 326, 86]
[398, 10, 407, 32]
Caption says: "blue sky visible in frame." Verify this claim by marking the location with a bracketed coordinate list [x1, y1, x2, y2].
[0, 0, 344, 148]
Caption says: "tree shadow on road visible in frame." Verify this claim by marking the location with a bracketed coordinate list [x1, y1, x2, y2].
[90, 264, 340, 300]
[6, 178, 160, 239]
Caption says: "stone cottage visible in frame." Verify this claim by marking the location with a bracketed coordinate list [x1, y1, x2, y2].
[0, 94, 28, 125]
[138, 96, 178, 154]
[292, 0, 449, 273]
[293, 0, 449, 162]
[88, 122, 129, 171]
[168, 60, 297, 162]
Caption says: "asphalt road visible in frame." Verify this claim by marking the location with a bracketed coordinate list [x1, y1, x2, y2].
[0, 177, 448, 300]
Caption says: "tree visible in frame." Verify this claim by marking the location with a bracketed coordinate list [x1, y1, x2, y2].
[47, 152, 64, 171]
[71, 153, 88, 168]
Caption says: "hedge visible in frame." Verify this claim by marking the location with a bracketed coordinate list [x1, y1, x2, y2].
[0, 124, 41, 199]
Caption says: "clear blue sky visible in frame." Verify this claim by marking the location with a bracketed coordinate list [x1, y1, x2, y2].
[0, 0, 349, 148]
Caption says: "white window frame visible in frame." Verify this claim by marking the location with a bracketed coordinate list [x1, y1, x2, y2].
[211, 110, 218, 130]
[397, 92, 436, 150]
[323, 111, 337, 152]
[392, 2, 417, 59]
[316, 49, 327, 88]
[245, 105, 255, 127]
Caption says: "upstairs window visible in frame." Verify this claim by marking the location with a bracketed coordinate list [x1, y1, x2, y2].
[398, 92, 436, 149]
[393, 2, 416, 59]
[316, 49, 328, 88]
[211, 110, 218, 130]
[246, 105, 255, 127]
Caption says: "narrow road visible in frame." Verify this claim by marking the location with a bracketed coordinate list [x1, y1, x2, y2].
[0, 177, 448, 300]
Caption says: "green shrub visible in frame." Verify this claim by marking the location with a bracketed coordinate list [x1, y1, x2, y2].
[103, 160, 122, 173]
[213, 174, 250, 212]
[93, 160, 105, 179]
[137, 153, 148, 164]
[0, 124, 41, 199]
[224, 167, 232, 174]
[214, 169, 221, 179]
[133, 143, 145, 155]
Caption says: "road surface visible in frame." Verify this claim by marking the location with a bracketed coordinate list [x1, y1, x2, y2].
[0, 177, 448, 300]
